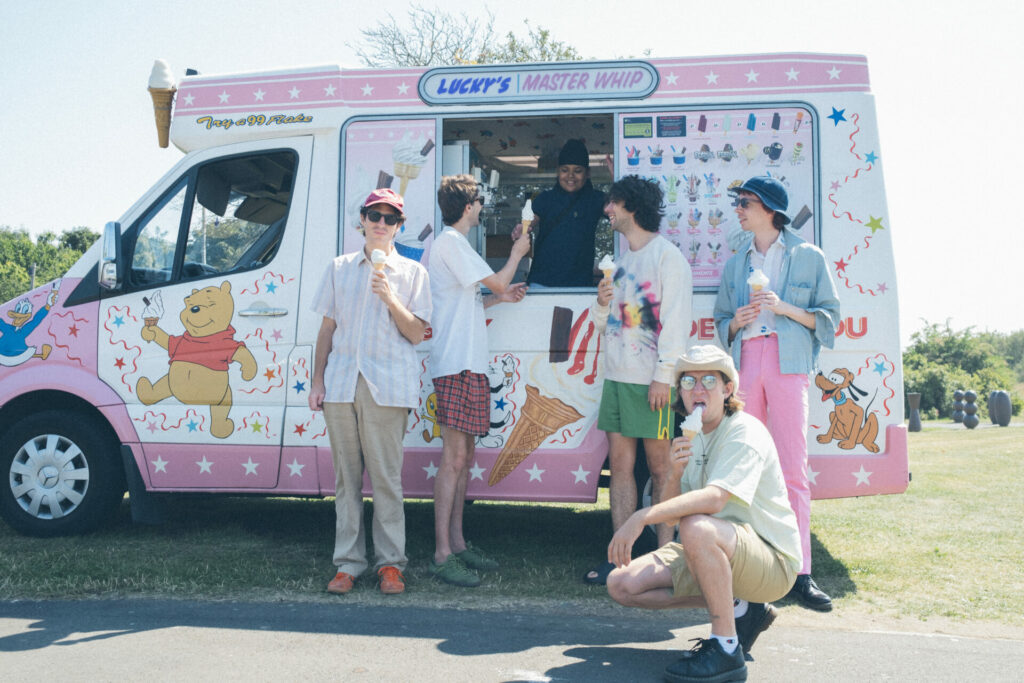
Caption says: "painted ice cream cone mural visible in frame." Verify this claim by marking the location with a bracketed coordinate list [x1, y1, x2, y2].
[147, 59, 177, 148]
[392, 132, 434, 195]
[680, 406, 703, 440]
[371, 248, 387, 271]
[488, 385, 584, 486]
[141, 290, 164, 327]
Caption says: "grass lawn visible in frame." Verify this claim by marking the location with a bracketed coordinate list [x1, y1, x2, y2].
[1, 426, 1021, 630]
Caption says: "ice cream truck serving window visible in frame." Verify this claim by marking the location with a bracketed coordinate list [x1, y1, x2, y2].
[0, 54, 906, 537]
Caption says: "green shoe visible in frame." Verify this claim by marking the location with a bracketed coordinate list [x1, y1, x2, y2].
[456, 542, 499, 571]
[429, 554, 481, 587]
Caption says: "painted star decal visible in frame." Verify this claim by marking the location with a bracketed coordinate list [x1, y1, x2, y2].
[361, 83, 374, 96]
[294, 423, 306, 436]
[834, 258, 849, 272]
[827, 107, 847, 126]
[113, 316, 125, 327]
[423, 461, 439, 479]
[785, 68, 800, 81]
[324, 84, 337, 97]
[218, 91, 230, 104]
[197, 456, 213, 474]
[187, 420, 198, 432]
[264, 368, 276, 380]
[68, 324, 79, 337]
[114, 357, 126, 369]
[665, 72, 679, 85]
[705, 71, 719, 85]
[147, 421, 158, 434]
[469, 462, 486, 481]
[866, 216, 885, 233]
[526, 463, 545, 482]
[253, 88, 266, 102]
[183, 93, 195, 106]
[806, 466, 819, 486]
[293, 381, 306, 394]
[874, 361, 888, 375]
[571, 465, 590, 484]
[243, 457, 259, 475]
[853, 465, 872, 486]
[494, 397, 508, 411]
[827, 66, 842, 80]
[877, 282, 889, 294]
[744, 69, 759, 83]
[271, 329, 283, 341]
[288, 86, 301, 99]
[830, 181, 841, 191]
[266, 282, 278, 293]
[287, 459, 305, 477]
[865, 151, 878, 164]
[152, 457, 168, 473]
[397, 82, 410, 94]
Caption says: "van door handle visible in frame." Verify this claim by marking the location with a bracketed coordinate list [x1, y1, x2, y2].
[238, 307, 288, 317]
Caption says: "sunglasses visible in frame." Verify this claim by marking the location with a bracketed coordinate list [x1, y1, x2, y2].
[736, 197, 762, 209]
[365, 210, 402, 225]
[678, 374, 721, 391]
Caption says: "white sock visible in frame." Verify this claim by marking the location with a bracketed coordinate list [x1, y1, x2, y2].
[711, 633, 738, 654]
[733, 598, 749, 618]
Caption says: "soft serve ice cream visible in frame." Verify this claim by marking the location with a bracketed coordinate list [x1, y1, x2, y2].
[680, 406, 703, 439]
[521, 199, 535, 233]
[370, 248, 387, 271]
[747, 268, 770, 292]
[147, 59, 177, 148]
[598, 254, 616, 280]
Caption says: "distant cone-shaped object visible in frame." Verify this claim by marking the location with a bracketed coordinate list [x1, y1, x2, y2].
[488, 385, 584, 486]
[149, 87, 176, 148]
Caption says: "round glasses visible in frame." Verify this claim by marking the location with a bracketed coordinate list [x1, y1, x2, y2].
[678, 374, 720, 391]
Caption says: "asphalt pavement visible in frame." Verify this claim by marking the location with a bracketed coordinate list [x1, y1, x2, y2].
[2, 598, 1022, 681]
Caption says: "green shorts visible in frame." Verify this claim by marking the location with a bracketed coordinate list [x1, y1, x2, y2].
[597, 380, 675, 440]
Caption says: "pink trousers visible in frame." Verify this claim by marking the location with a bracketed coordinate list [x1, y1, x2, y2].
[739, 335, 812, 574]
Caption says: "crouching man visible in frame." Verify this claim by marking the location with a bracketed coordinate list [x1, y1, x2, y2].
[606, 345, 801, 683]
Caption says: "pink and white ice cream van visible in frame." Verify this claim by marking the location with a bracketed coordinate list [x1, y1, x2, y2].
[0, 53, 908, 536]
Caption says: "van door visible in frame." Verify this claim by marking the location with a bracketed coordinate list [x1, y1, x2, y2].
[98, 137, 312, 490]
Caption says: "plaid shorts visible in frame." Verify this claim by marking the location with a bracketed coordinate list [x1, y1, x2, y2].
[432, 370, 490, 436]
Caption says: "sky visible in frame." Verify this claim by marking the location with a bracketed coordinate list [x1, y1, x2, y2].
[1, 0, 1021, 347]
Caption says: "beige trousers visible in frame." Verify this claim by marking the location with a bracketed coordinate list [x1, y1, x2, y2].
[323, 375, 409, 576]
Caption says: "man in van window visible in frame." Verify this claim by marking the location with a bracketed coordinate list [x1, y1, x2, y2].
[428, 174, 531, 587]
[606, 345, 800, 682]
[521, 139, 607, 287]
[309, 188, 431, 596]
[585, 175, 692, 586]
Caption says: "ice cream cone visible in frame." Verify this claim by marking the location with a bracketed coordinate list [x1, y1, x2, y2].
[144, 317, 159, 327]
[148, 87, 176, 148]
[521, 219, 532, 234]
[394, 162, 422, 195]
[488, 385, 583, 486]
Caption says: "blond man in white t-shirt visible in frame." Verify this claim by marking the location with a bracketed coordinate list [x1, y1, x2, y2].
[606, 345, 800, 683]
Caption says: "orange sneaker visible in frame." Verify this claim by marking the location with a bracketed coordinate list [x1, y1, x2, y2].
[327, 571, 355, 594]
[377, 566, 405, 594]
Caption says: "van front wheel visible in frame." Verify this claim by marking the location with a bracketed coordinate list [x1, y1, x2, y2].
[0, 411, 125, 537]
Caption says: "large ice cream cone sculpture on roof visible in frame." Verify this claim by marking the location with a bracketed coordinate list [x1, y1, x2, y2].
[488, 385, 583, 486]
[147, 59, 177, 148]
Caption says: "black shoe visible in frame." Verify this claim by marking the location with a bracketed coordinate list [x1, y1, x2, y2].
[735, 602, 777, 654]
[664, 638, 747, 683]
[787, 574, 833, 612]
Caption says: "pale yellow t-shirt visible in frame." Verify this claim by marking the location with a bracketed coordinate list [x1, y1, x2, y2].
[680, 411, 802, 572]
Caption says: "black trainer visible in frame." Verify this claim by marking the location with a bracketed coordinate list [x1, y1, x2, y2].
[787, 574, 833, 612]
[664, 638, 747, 683]
[735, 602, 777, 654]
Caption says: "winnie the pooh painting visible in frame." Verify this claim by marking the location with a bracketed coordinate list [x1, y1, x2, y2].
[137, 281, 257, 438]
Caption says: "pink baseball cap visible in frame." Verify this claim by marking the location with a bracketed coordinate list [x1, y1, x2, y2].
[362, 188, 404, 214]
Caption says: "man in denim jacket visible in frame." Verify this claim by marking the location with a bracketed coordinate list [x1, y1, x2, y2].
[713, 176, 840, 612]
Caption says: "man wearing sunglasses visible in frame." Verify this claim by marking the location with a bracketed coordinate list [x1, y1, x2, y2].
[714, 175, 840, 613]
[584, 175, 692, 586]
[310, 188, 432, 596]
[428, 174, 531, 587]
[606, 345, 800, 682]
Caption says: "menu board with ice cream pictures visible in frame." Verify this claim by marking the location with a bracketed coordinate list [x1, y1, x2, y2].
[618, 107, 816, 289]
[342, 120, 437, 263]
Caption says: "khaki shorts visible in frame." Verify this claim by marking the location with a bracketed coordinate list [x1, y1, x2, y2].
[652, 522, 797, 603]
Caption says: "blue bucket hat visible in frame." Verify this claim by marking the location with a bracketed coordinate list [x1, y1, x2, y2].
[731, 176, 790, 223]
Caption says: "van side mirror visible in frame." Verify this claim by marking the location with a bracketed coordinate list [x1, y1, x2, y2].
[99, 221, 122, 290]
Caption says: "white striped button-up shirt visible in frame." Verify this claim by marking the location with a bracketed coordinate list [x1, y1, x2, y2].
[311, 248, 431, 409]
